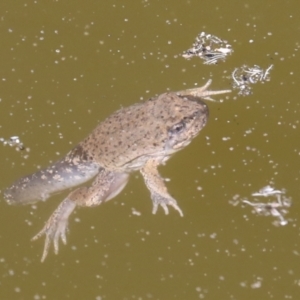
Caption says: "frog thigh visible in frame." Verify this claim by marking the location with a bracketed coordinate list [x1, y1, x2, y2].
[70, 169, 130, 207]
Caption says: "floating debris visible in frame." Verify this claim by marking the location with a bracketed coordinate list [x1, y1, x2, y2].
[182, 32, 233, 65]
[251, 185, 283, 197]
[1, 136, 25, 151]
[242, 186, 291, 226]
[231, 64, 273, 96]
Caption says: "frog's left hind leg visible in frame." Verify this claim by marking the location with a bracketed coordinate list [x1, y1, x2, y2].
[32, 170, 129, 262]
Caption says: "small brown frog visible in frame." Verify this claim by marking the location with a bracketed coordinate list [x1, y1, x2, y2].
[4, 80, 230, 261]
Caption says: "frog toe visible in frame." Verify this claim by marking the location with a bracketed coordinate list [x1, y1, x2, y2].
[32, 218, 68, 262]
[151, 193, 184, 217]
[32, 198, 76, 262]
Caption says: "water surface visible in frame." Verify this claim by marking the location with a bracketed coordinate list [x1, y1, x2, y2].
[1, 1, 300, 299]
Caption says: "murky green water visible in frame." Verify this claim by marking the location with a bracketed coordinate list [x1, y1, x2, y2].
[1, 1, 300, 299]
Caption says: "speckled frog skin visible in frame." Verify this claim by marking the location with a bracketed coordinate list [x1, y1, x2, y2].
[4, 80, 230, 261]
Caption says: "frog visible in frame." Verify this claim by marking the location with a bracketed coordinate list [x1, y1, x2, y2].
[4, 79, 230, 261]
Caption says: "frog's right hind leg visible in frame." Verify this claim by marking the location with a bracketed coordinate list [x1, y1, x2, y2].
[4, 154, 99, 206]
[32, 170, 129, 262]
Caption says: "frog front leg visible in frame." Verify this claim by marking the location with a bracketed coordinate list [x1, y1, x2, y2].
[140, 159, 184, 217]
[32, 170, 129, 262]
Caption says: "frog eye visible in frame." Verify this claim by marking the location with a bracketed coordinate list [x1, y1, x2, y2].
[169, 122, 186, 135]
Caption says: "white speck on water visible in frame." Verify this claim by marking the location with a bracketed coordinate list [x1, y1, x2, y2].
[233, 239, 239, 245]
[131, 208, 142, 216]
[251, 279, 262, 289]
[244, 129, 253, 135]
[210, 233, 217, 239]
[8, 269, 14, 276]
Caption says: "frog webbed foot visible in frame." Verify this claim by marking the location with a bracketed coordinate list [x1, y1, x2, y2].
[151, 191, 184, 217]
[32, 198, 76, 262]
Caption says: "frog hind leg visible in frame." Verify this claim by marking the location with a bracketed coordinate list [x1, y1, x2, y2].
[140, 159, 184, 217]
[32, 170, 129, 262]
[4, 157, 100, 205]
